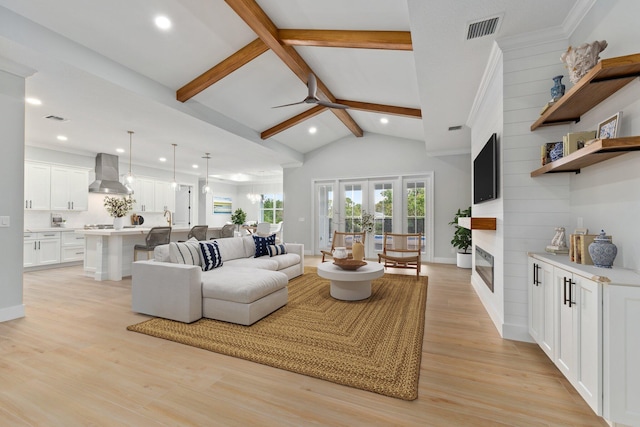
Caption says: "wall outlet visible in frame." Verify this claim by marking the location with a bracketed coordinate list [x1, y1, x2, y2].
[298, 217, 305, 222]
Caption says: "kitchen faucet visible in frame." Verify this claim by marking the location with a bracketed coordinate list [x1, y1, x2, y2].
[164, 209, 172, 226]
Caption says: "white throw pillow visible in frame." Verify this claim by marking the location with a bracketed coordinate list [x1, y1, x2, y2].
[169, 237, 201, 266]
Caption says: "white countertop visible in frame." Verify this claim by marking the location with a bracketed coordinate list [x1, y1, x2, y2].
[24, 227, 80, 233]
[529, 252, 640, 286]
[74, 226, 191, 236]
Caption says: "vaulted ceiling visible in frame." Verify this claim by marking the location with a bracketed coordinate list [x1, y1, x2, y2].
[0, 0, 580, 183]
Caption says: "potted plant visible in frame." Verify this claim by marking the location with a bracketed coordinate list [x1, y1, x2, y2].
[104, 195, 135, 230]
[449, 206, 472, 268]
[231, 208, 247, 235]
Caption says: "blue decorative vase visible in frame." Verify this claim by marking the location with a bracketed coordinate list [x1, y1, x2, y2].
[550, 142, 564, 162]
[588, 230, 617, 268]
[550, 75, 565, 101]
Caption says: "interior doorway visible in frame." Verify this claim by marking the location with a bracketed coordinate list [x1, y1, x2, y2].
[174, 185, 192, 227]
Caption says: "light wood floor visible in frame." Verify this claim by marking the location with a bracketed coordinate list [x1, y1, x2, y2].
[1, 258, 607, 426]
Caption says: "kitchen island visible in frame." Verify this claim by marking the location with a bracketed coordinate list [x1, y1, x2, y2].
[75, 226, 190, 281]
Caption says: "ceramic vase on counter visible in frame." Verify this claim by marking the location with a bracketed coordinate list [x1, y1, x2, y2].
[588, 230, 617, 268]
[113, 216, 125, 230]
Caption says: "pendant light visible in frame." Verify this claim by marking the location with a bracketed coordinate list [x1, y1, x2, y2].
[125, 130, 135, 185]
[171, 143, 180, 191]
[202, 153, 211, 194]
[247, 184, 261, 204]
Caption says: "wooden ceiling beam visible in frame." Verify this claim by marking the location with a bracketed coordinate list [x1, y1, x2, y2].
[261, 105, 326, 140]
[225, 0, 363, 137]
[278, 29, 412, 51]
[177, 38, 268, 102]
[335, 100, 422, 118]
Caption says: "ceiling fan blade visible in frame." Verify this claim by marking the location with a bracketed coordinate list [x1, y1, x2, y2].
[307, 73, 317, 98]
[272, 100, 305, 108]
[317, 100, 349, 109]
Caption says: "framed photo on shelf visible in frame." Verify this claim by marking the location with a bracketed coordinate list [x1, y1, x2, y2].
[597, 111, 622, 139]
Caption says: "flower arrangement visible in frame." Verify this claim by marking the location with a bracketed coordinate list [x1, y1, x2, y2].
[360, 210, 374, 234]
[104, 196, 135, 218]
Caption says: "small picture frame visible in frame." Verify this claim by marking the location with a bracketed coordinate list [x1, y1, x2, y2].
[597, 111, 622, 139]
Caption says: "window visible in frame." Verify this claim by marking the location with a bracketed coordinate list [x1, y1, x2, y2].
[343, 183, 363, 232]
[406, 180, 426, 251]
[374, 182, 393, 235]
[260, 193, 283, 223]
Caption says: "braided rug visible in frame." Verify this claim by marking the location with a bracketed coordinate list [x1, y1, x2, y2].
[127, 267, 428, 400]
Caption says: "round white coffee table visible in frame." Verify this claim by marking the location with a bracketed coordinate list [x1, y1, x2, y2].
[317, 261, 385, 301]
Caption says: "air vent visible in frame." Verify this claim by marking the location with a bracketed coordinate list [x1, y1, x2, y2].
[467, 16, 500, 40]
[448, 125, 463, 131]
[44, 115, 69, 122]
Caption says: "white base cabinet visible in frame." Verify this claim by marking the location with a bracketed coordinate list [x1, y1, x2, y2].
[603, 284, 640, 425]
[24, 232, 61, 267]
[61, 231, 85, 262]
[528, 254, 640, 426]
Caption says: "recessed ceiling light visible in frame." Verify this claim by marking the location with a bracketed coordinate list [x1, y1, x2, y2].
[380, 117, 389, 124]
[56, 135, 68, 141]
[159, 157, 167, 162]
[154, 16, 172, 30]
[116, 148, 125, 153]
[308, 126, 317, 134]
[26, 97, 42, 105]
[192, 164, 198, 169]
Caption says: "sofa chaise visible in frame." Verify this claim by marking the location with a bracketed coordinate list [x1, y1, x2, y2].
[131, 235, 303, 325]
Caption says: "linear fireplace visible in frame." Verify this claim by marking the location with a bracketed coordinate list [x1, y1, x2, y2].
[475, 246, 494, 292]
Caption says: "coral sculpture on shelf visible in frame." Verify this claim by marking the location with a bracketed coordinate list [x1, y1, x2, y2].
[561, 40, 608, 84]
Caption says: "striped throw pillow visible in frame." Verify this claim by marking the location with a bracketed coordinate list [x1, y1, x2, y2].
[199, 241, 223, 271]
[253, 234, 276, 258]
[267, 244, 287, 257]
[169, 239, 201, 266]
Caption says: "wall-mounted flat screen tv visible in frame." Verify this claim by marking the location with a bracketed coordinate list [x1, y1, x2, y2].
[473, 133, 498, 204]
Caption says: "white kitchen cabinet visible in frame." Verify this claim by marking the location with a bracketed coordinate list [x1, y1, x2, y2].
[24, 232, 61, 267]
[552, 267, 601, 414]
[154, 180, 175, 213]
[528, 258, 555, 359]
[603, 284, 640, 425]
[61, 231, 85, 262]
[529, 253, 640, 425]
[131, 177, 156, 212]
[50, 166, 89, 211]
[24, 162, 51, 210]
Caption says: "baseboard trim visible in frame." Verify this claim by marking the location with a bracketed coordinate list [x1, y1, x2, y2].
[0, 304, 25, 322]
[433, 257, 456, 264]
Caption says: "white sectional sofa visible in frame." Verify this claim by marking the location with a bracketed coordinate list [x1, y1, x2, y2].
[131, 235, 304, 325]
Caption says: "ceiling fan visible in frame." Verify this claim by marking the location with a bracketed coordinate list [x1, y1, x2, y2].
[272, 73, 349, 109]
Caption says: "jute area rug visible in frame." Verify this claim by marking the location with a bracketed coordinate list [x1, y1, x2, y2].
[127, 267, 428, 400]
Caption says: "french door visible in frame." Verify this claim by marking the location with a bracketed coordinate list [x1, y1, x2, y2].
[314, 175, 432, 261]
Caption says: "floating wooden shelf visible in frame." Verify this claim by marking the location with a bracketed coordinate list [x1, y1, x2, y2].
[457, 217, 496, 230]
[531, 53, 640, 131]
[530, 137, 640, 177]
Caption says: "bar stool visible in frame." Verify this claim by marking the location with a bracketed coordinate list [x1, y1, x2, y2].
[187, 225, 208, 241]
[134, 227, 171, 261]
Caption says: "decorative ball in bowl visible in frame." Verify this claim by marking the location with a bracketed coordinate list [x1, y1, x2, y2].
[333, 258, 367, 271]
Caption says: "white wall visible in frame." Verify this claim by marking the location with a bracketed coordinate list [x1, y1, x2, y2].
[567, 0, 640, 272]
[468, 44, 506, 337]
[470, 0, 640, 341]
[0, 69, 26, 322]
[283, 133, 471, 258]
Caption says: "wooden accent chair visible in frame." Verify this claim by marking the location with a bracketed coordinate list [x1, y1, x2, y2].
[321, 231, 366, 262]
[134, 226, 172, 261]
[377, 232, 422, 278]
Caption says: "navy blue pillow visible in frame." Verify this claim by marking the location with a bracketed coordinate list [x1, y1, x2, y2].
[253, 234, 276, 258]
[199, 241, 223, 271]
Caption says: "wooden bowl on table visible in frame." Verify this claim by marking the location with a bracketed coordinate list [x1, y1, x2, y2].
[333, 258, 367, 271]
